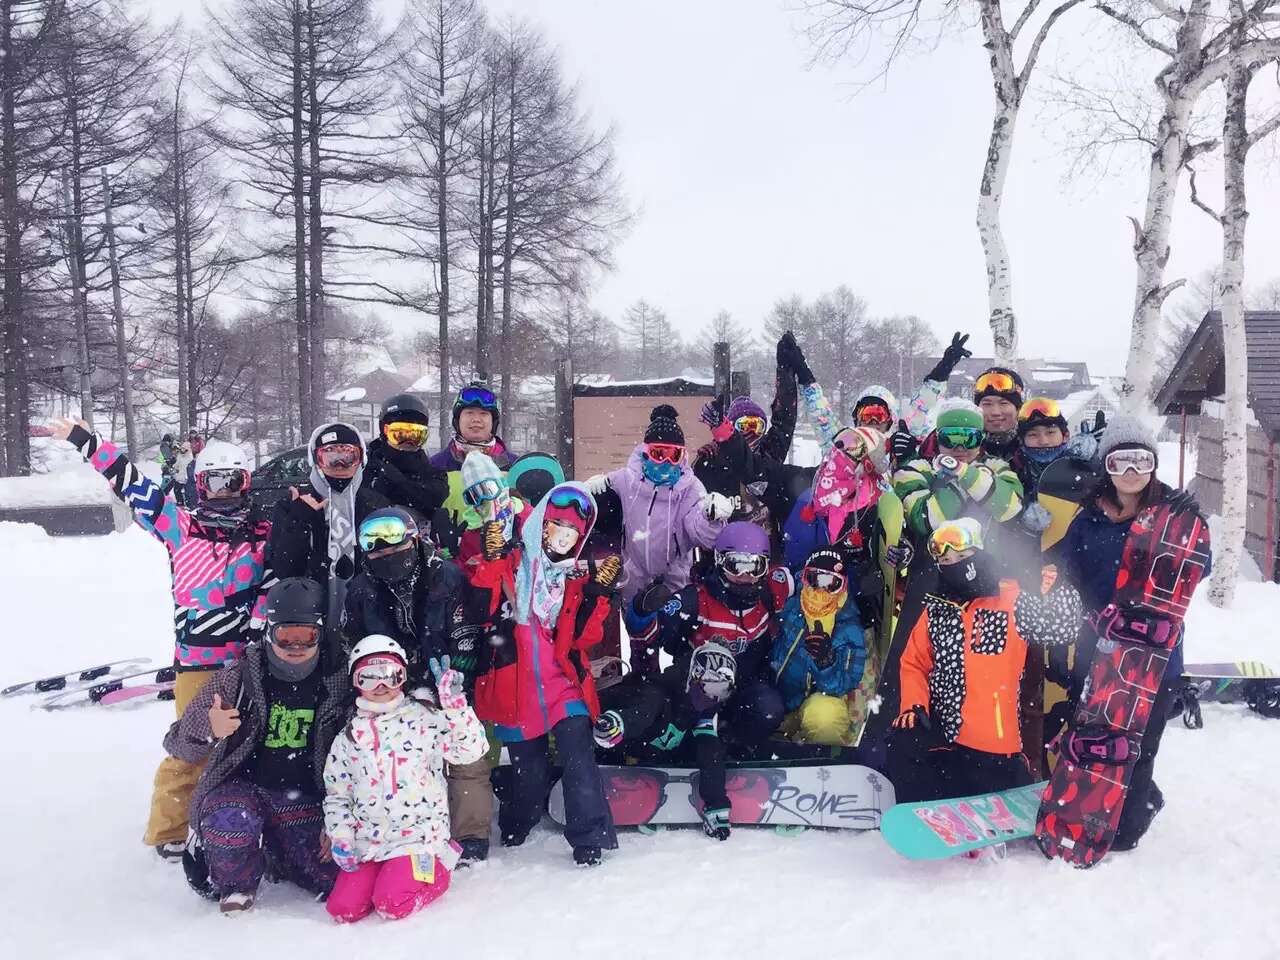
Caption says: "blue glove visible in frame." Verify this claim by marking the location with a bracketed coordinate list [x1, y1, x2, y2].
[1064, 432, 1099, 462]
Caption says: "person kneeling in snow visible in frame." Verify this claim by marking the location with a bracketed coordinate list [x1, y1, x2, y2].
[887, 519, 1081, 804]
[323, 637, 487, 923]
[771, 549, 878, 746]
[164, 578, 350, 915]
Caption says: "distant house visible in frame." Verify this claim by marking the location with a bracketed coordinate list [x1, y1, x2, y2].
[1155, 310, 1280, 580]
[326, 367, 418, 439]
[923, 356, 1094, 400]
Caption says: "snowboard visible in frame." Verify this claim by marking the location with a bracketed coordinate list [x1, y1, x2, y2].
[3, 657, 152, 696]
[875, 490, 906, 663]
[38, 665, 177, 710]
[1178, 662, 1280, 727]
[548, 763, 894, 831]
[1036, 456, 1105, 551]
[881, 781, 1048, 860]
[1036, 505, 1210, 867]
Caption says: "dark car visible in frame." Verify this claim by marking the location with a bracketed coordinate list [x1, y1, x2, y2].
[249, 446, 310, 510]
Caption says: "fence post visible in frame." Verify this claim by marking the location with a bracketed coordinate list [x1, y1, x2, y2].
[713, 342, 730, 400]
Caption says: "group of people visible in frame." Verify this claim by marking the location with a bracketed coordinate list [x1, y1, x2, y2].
[156, 430, 205, 507]
[50, 328, 1209, 919]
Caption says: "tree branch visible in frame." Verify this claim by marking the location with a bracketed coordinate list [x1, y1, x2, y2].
[1095, 3, 1178, 56]
[1186, 164, 1222, 222]
[1019, 0, 1083, 91]
[1011, 0, 1045, 41]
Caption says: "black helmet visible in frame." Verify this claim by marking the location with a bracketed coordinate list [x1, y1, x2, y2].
[380, 392, 430, 427]
[451, 381, 500, 433]
[161, 433, 174, 444]
[264, 577, 325, 628]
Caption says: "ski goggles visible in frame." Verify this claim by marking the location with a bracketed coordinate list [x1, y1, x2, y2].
[936, 426, 983, 450]
[974, 371, 1019, 395]
[733, 415, 766, 439]
[383, 420, 430, 450]
[1018, 397, 1062, 423]
[927, 522, 984, 560]
[352, 656, 407, 692]
[457, 385, 499, 410]
[854, 403, 892, 429]
[463, 478, 505, 508]
[198, 468, 248, 496]
[714, 550, 768, 581]
[270, 623, 321, 650]
[605, 767, 786, 827]
[358, 513, 418, 553]
[644, 442, 685, 465]
[315, 443, 362, 472]
[547, 486, 592, 518]
[1104, 448, 1156, 476]
[802, 566, 847, 593]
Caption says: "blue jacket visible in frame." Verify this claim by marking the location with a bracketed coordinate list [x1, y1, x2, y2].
[770, 594, 867, 712]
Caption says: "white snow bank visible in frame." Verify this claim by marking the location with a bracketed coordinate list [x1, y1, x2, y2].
[0, 463, 116, 508]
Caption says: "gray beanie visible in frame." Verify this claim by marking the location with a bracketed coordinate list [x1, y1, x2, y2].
[1097, 414, 1158, 463]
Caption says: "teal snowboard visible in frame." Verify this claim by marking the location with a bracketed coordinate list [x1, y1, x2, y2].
[881, 781, 1048, 860]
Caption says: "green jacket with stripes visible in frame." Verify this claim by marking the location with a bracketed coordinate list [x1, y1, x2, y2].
[892, 455, 1024, 540]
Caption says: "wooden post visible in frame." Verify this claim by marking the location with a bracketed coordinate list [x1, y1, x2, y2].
[555, 357, 574, 478]
[1178, 406, 1188, 488]
[730, 370, 751, 399]
[713, 341, 730, 400]
[1268, 440, 1277, 583]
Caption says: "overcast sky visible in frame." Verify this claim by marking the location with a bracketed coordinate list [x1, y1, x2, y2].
[144, 0, 1280, 376]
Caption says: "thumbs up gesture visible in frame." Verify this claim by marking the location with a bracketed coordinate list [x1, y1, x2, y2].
[209, 693, 241, 739]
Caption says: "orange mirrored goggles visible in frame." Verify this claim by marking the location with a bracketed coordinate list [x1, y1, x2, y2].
[1018, 398, 1062, 422]
[975, 371, 1019, 395]
[644, 443, 684, 464]
[383, 420, 430, 450]
[733, 415, 766, 438]
[927, 523, 981, 560]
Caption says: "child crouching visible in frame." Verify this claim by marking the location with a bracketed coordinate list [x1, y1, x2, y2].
[324, 636, 488, 923]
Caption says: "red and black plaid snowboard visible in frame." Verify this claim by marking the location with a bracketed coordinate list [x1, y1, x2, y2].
[1036, 503, 1210, 867]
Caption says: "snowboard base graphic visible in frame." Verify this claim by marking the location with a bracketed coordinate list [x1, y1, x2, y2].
[881, 781, 1048, 860]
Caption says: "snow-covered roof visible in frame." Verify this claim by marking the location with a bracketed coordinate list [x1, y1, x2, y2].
[1031, 370, 1073, 382]
[328, 387, 367, 403]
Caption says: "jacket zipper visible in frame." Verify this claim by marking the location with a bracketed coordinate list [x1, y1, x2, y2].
[993, 692, 1004, 741]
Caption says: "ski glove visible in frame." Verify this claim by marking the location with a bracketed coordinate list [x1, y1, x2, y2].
[1064, 431, 1099, 462]
[925, 331, 972, 383]
[585, 473, 610, 496]
[429, 656, 468, 711]
[931, 454, 962, 484]
[1021, 502, 1053, 534]
[330, 841, 359, 873]
[701, 491, 736, 521]
[481, 520, 507, 561]
[634, 580, 677, 616]
[1166, 489, 1201, 517]
[889, 421, 917, 464]
[699, 395, 725, 428]
[777, 330, 816, 385]
[884, 540, 913, 570]
[804, 630, 835, 668]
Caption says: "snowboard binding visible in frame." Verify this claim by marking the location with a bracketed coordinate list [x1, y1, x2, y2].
[1091, 604, 1176, 649]
[700, 806, 731, 842]
[1179, 682, 1204, 730]
[1059, 725, 1139, 767]
[1246, 680, 1280, 719]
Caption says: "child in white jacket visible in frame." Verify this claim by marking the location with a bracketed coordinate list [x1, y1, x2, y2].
[324, 636, 488, 923]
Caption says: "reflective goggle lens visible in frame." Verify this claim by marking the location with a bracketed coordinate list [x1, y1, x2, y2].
[271, 624, 320, 649]
[200, 468, 247, 495]
[463, 478, 504, 507]
[803, 568, 846, 593]
[733, 415, 766, 437]
[715, 550, 767, 580]
[353, 659, 406, 692]
[358, 515, 415, 553]
[975, 371, 1017, 394]
[1104, 448, 1156, 476]
[644, 443, 684, 465]
[316, 443, 362, 471]
[1018, 398, 1062, 422]
[458, 386, 498, 409]
[928, 525, 975, 560]
[384, 421, 429, 449]
[937, 426, 983, 450]
[548, 486, 592, 518]
[855, 403, 892, 428]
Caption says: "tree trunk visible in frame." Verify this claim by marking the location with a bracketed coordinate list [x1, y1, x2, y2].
[291, 0, 312, 435]
[172, 101, 190, 435]
[977, 102, 1019, 365]
[1, 1, 29, 474]
[181, 160, 198, 432]
[101, 170, 137, 459]
[473, 110, 486, 383]
[306, 0, 325, 424]
[499, 63, 516, 415]
[61, 164, 94, 428]
[482, 99, 497, 382]
[1208, 57, 1252, 608]
[435, 11, 451, 450]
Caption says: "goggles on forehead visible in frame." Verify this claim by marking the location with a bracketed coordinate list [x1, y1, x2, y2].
[383, 420, 430, 450]
[937, 426, 983, 450]
[270, 623, 321, 650]
[352, 657, 406, 692]
[733, 415, 766, 438]
[458, 385, 499, 410]
[854, 403, 892, 427]
[548, 486, 592, 518]
[1104, 448, 1156, 476]
[463, 477, 505, 508]
[802, 566, 846, 593]
[1018, 397, 1062, 422]
[199, 468, 248, 496]
[928, 524, 982, 560]
[715, 550, 768, 581]
[644, 442, 684, 465]
[358, 513, 417, 553]
[315, 443, 362, 471]
[975, 371, 1019, 395]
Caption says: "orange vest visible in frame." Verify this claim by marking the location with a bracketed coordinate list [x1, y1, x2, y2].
[899, 579, 1029, 756]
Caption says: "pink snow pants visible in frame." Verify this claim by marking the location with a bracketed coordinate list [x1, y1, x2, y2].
[326, 855, 451, 923]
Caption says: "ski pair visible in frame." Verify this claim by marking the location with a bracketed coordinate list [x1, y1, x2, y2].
[2, 657, 152, 697]
[38, 664, 177, 710]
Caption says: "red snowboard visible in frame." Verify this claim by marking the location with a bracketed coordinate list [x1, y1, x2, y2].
[1036, 504, 1210, 867]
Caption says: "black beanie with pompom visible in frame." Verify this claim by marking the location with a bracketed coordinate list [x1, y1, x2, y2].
[644, 404, 685, 445]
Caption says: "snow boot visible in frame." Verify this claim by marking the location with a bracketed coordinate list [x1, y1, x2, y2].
[155, 841, 186, 862]
[501, 829, 529, 848]
[1111, 782, 1165, 852]
[700, 806, 731, 842]
[219, 891, 255, 916]
[573, 845, 602, 867]
[457, 838, 490, 866]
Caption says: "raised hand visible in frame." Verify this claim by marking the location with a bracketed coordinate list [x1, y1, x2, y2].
[428, 655, 468, 710]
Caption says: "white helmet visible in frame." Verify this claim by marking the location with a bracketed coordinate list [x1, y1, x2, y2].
[347, 634, 408, 673]
[195, 440, 249, 475]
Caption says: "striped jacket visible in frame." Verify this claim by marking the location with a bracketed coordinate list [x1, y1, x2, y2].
[892, 455, 1024, 541]
[70, 426, 276, 671]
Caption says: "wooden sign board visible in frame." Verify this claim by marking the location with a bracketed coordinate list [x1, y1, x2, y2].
[571, 391, 714, 480]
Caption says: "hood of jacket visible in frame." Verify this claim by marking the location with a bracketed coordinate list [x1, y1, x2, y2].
[516, 481, 597, 625]
[853, 384, 899, 421]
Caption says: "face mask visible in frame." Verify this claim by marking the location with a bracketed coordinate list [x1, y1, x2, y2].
[641, 457, 682, 487]
[936, 552, 1000, 601]
[366, 544, 419, 582]
[800, 585, 846, 635]
[1023, 442, 1067, 465]
[194, 499, 250, 530]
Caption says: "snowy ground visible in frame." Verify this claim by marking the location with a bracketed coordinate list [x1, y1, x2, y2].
[2, 522, 1278, 959]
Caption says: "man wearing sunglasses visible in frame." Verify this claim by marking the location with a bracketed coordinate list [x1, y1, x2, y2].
[429, 382, 517, 473]
[164, 578, 351, 914]
[342, 507, 495, 865]
[364, 393, 449, 523]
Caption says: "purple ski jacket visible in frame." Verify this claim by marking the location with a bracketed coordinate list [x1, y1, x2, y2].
[607, 445, 725, 603]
